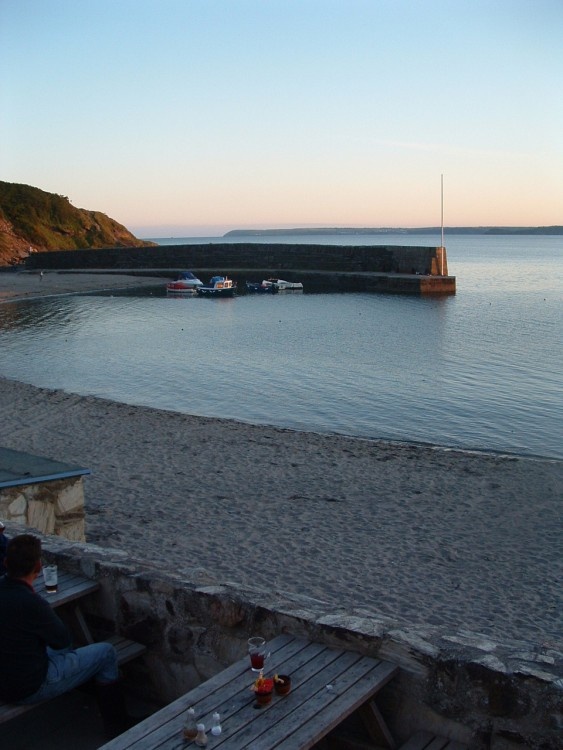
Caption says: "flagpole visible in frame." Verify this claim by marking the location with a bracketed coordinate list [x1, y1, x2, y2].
[441, 173, 444, 248]
[440, 174, 444, 275]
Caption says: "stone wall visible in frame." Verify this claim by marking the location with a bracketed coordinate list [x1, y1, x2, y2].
[20, 529, 562, 750]
[0, 478, 85, 540]
[25, 243, 449, 277]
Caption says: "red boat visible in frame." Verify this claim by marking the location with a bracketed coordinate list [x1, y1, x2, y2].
[166, 271, 204, 294]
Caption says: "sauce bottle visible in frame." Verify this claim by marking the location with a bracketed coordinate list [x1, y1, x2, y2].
[182, 707, 197, 740]
[195, 723, 208, 747]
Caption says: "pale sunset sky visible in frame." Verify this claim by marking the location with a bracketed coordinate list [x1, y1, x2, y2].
[1, 0, 561, 236]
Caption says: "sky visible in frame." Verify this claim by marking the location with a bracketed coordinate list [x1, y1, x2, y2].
[1, 0, 562, 237]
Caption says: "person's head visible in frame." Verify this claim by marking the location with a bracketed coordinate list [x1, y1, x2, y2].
[6, 534, 42, 579]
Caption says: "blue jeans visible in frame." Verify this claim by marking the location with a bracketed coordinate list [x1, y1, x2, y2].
[18, 642, 119, 705]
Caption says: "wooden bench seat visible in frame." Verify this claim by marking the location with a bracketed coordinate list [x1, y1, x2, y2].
[105, 634, 147, 665]
[0, 635, 146, 724]
[399, 731, 469, 750]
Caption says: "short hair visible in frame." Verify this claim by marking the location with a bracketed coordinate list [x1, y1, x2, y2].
[6, 534, 42, 578]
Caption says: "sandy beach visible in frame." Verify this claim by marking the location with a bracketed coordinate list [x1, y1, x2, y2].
[0, 271, 561, 648]
[0, 269, 165, 301]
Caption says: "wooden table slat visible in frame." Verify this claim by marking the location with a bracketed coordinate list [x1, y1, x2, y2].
[271, 660, 398, 750]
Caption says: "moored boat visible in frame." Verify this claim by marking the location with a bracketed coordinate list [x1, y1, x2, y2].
[196, 275, 236, 298]
[245, 281, 277, 294]
[166, 271, 204, 293]
[246, 278, 303, 293]
[262, 278, 303, 291]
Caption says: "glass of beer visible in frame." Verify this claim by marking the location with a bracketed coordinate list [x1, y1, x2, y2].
[43, 565, 58, 593]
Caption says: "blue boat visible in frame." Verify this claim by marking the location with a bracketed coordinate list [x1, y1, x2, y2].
[196, 276, 236, 298]
[245, 281, 277, 294]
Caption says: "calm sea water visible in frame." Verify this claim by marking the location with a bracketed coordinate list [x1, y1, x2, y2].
[0, 233, 561, 459]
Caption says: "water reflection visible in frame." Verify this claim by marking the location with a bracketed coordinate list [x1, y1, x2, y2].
[0, 297, 84, 333]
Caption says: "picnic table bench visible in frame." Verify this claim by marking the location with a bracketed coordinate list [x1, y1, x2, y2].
[0, 570, 146, 724]
[99, 633, 399, 750]
[398, 731, 469, 750]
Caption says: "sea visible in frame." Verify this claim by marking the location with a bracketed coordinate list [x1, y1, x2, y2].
[0, 233, 561, 460]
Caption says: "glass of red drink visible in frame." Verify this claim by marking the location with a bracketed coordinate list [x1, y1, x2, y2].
[248, 637, 269, 671]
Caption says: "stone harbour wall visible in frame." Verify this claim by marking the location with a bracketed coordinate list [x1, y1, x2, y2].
[21, 530, 561, 750]
[24, 243, 449, 277]
[0, 478, 85, 541]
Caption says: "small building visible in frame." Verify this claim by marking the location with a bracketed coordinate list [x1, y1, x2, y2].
[0, 447, 89, 541]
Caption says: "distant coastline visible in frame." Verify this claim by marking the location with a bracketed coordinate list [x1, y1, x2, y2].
[224, 226, 563, 237]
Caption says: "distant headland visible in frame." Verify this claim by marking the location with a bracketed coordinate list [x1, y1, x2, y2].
[224, 226, 563, 237]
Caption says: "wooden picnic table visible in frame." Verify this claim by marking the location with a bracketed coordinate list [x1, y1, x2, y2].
[98, 633, 399, 750]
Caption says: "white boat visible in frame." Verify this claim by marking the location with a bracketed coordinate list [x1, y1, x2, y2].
[261, 278, 303, 291]
[166, 272, 204, 293]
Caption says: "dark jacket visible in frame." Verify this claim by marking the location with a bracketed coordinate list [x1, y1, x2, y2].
[0, 576, 71, 701]
[0, 532, 7, 574]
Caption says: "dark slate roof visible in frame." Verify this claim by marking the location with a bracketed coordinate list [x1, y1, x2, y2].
[0, 447, 90, 489]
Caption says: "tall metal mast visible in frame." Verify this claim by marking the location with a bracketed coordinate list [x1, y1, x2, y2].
[440, 174, 445, 275]
[441, 173, 444, 248]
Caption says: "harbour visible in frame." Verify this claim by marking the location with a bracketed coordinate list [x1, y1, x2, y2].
[23, 241, 456, 295]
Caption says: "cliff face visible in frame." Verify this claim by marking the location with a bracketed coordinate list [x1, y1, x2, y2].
[0, 181, 155, 266]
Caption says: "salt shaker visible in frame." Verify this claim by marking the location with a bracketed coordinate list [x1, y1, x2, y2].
[211, 711, 222, 736]
[195, 723, 208, 746]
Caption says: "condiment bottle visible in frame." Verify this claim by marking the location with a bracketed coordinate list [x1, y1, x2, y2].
[182, 707, 197, 740]
[195, 723, 208, 747]
[211, 712, 222, 736]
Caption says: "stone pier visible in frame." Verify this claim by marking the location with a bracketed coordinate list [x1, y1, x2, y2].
[24, 243, 456, 294]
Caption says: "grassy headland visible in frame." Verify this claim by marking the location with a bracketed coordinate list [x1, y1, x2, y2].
[0, 181, 155, 266]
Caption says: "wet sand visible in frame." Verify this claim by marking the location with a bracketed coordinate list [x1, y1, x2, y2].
[0, 269, 164, 301]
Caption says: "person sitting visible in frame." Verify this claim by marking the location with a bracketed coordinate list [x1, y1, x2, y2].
[0, 521, 7, 576]
[0, 534, 133, 738]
